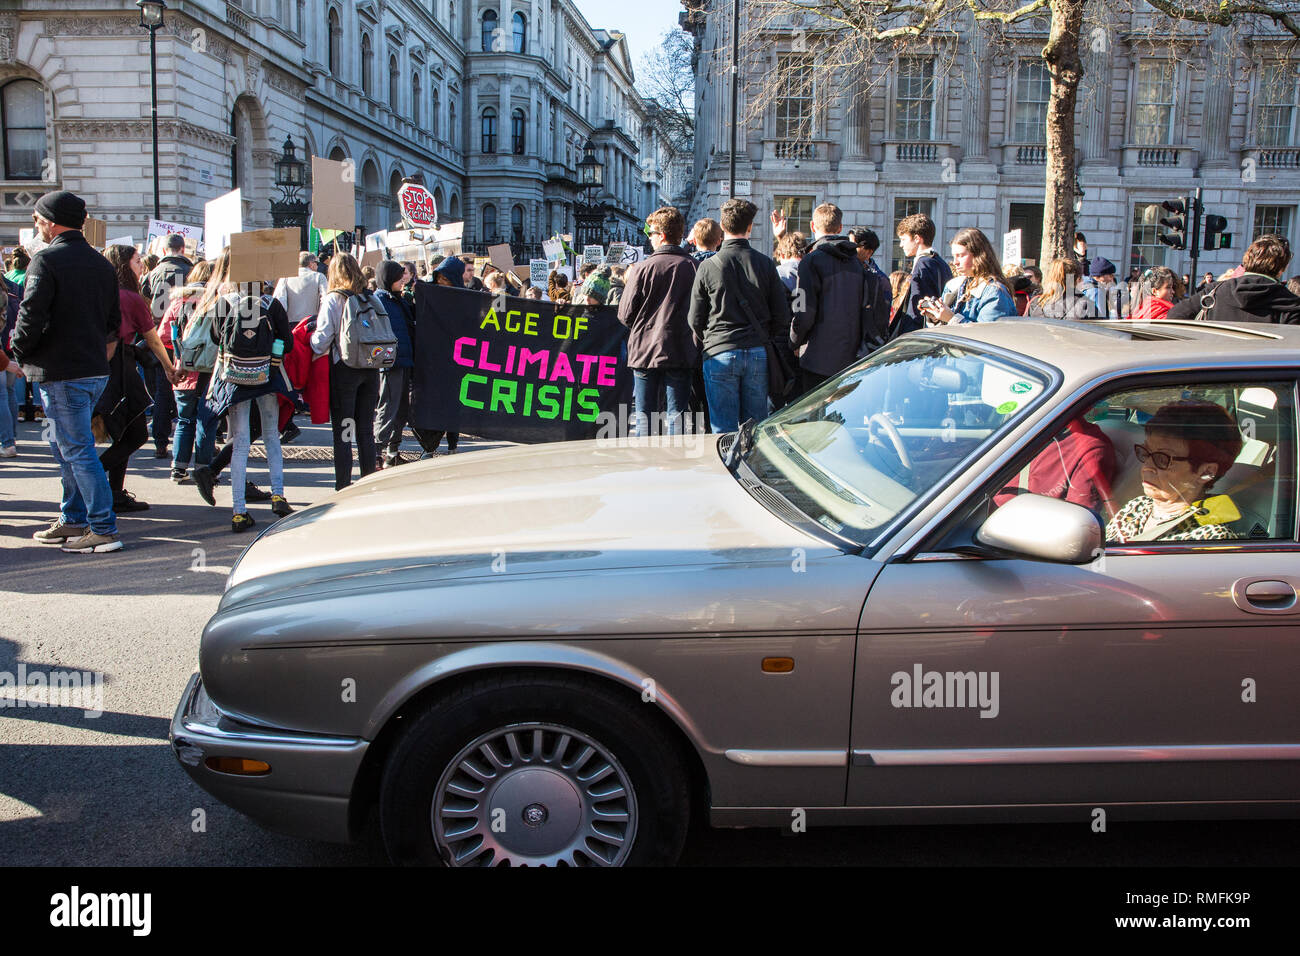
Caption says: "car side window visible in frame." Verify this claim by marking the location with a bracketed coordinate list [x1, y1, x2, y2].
[935, 380, 1297, 552]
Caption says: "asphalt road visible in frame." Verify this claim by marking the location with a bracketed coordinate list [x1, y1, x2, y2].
[2, 415, 1299, 867]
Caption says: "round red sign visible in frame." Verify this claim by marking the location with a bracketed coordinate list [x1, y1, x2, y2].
[397, 183, 437, 228]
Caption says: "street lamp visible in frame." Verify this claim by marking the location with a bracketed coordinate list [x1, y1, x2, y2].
[1073, 170, 1085, 215]
[270, 135, 311, 249]
[574, 139, 606, 249]
[137, 1, 166, 221]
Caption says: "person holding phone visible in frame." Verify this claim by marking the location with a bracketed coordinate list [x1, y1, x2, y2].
[919, 228, 1016, 325]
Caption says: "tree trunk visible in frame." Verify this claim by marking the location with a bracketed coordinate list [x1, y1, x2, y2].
[1041, 0, 1085, 264]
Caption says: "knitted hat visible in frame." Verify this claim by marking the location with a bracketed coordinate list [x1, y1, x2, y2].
[377, 259, 406, 292]
[578, 270, 611, 304]
[1089, 256, 1116, 277]
[34, 190, 87, 229]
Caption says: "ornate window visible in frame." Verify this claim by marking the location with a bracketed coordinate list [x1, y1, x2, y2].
[1253, 204, 1294, 244]
[412, 72, 422, 126]
[511, 108, 526, 154]
[1013, 61, 1050, 143]
[327, 8, 342, 76]
[775, 54, 814, 141]
[1, 79, 47, 180]
[1257, 62, 1299, 147]
[895, 57, 934, 142]
[361, 33, 374, 97]
[513, 12, 527, 54]
[890, 197, 935, 272]
[482, 10, 498, 52]
[483, 203, 497, 240]
[389, 55, 400, 113]
[482, 107, 497, 153]
[1130, 202, 1170, 271]
[431, 86, 440, 137]
[1133, 60, 1175, 146]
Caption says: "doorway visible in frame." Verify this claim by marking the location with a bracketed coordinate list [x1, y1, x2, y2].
[1008, 202, 1044, 268]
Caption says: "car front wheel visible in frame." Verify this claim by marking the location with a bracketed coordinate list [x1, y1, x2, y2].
[379, 675, 691, 866]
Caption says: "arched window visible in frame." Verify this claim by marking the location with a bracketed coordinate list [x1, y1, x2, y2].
[327, 8, 341, 76]
[2, 79, 46, 180]
[481, 107, 497, 153]
[483, 203, 497, 241]
[389, 55, 400, 113]
[481, 10, 498, 52]
[431, 86, 440, 137]
[411, 72, 422, 125]
[450, 193, 460, 219]
[513, 12, 526, 53]
[449, 101, 456, 147]
[511, 108, 525, 154]
[511, 204, 524, 241]
[361, 33, 373, 96]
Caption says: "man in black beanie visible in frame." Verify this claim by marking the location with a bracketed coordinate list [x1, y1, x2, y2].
[11, 190, 124, 553]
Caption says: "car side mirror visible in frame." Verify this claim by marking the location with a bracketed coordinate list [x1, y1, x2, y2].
[975, 494, 1102, 564]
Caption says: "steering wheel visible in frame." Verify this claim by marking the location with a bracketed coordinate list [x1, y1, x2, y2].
[867, 413, 914, 477]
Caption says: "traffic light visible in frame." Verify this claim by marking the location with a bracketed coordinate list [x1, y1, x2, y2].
[1158, 198, 1189, 250]
[1203, 214, 1231, 250]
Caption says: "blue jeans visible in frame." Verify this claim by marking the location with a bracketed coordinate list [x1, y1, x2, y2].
[0, 368, 19, 448]
[702, 346, 769, 434]
[36, 376, 117, 535]
[172, 377, 215, 470]
[229, 393, 284, 515]
[146, 361, 175, 451]
[631, 367, 694, 436]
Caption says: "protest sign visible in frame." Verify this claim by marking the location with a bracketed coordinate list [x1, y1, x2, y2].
[310, 156, 355, 231]
[410, 284, 632, 444]
[228, 228, 300, 283]
[583, 245, 604, 265]
[397, 181, 437, 228]
[147, 219, 202, 248]
[204, 188, 242, 253]
[605, 242, 627, 264]
[82, 217, 107, 249]
[542, 237, 564, 261]
[104, 236, 136, 249]
[529, 259, 549, 289]
[487, 243, 515, 276]
[1002, 229, 1023, 268]
[18, 228, 47, 254]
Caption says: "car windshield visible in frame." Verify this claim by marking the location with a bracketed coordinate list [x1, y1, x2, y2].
[740, 337, 1050, 546]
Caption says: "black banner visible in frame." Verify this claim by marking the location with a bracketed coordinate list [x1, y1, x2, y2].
[410, 283, 632, 444]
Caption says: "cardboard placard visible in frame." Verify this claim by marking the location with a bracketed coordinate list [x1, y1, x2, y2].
[487, 243, 515, 276]
[311, 156, 356, 231]
[18, 227, 47, 254]
[1002, 229, 1023, 268]
[147, 218, 202, 247]
[204, 188, 242, 254]
[473, 257, 490, 277]
[529, 259, 550, 289]
[360, 248, 384, 269]
[542, 237, 564, 261]
[605, 242, 627, 264]
[228, 228, 300, 283]
[583, 245, 604, 265]
[82, 217, 107, 248]
[104, 236, 136, 249]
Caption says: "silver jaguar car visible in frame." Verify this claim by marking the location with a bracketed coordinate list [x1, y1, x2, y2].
[172, 318, 1300, 866]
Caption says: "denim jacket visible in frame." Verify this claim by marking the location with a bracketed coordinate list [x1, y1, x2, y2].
[951, 278, 1017, 323]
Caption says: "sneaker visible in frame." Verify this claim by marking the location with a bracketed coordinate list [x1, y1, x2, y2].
[61, 530, 123, 554]
[34, 520, 87, 545]
[171, 467, 189, 484]
[231, 513, 255, 533]
[113, 491, 150, 512]
[193, 465, 216, 506]
[0, 445, 16, 458]
[270, 495, 293, 517]
[384, 452, 401, 468]
[153, 447, 170, 459]
[280, 423, 301, 445]
[245, 482, 272, 503]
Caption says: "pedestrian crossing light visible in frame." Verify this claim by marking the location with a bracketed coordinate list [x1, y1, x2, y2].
[1203, 214, 1231, 250]
[1158, 198, 1189, 250]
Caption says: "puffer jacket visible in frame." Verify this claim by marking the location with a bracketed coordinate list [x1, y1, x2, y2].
[1166, 273, 1300, 325]
[790, 236, 867, 376]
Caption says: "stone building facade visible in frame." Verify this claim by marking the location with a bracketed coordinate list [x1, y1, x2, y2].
[683, 3, 1300, 279]
[0, 0, 665, 250]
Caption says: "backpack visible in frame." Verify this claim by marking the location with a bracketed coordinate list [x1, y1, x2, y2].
[338, 291, 397, 369]
[215, 292, 274, 386]
[178, 295, 221, 372]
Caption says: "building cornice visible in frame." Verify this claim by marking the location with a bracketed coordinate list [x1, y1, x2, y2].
[56, 119, 236, 152]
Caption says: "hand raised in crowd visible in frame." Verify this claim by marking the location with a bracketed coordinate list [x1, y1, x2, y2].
[770, 209, 787, 240]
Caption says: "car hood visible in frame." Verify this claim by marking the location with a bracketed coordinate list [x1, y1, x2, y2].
[223, 436, 829, 605]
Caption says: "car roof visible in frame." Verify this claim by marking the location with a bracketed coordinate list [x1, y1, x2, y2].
[930, 318, 1300, 382]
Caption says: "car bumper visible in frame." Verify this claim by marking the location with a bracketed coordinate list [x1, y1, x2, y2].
[169, 673, 369, 844]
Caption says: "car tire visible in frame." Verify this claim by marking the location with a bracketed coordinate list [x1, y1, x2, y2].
[379, 673, 691, 866]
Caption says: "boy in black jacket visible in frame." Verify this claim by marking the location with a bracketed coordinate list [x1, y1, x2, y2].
[894, 212, 952, 338]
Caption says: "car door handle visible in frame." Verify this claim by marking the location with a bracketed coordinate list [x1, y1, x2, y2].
[1232, 578, 1298, 614]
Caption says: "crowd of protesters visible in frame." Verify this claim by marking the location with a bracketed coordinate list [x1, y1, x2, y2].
[5, 187, 1300, 554]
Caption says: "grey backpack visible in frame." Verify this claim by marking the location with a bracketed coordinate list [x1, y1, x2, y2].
[338, 291, 397, 369]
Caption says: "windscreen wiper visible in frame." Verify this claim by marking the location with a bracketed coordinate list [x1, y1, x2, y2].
[725, 418, 756, 470]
